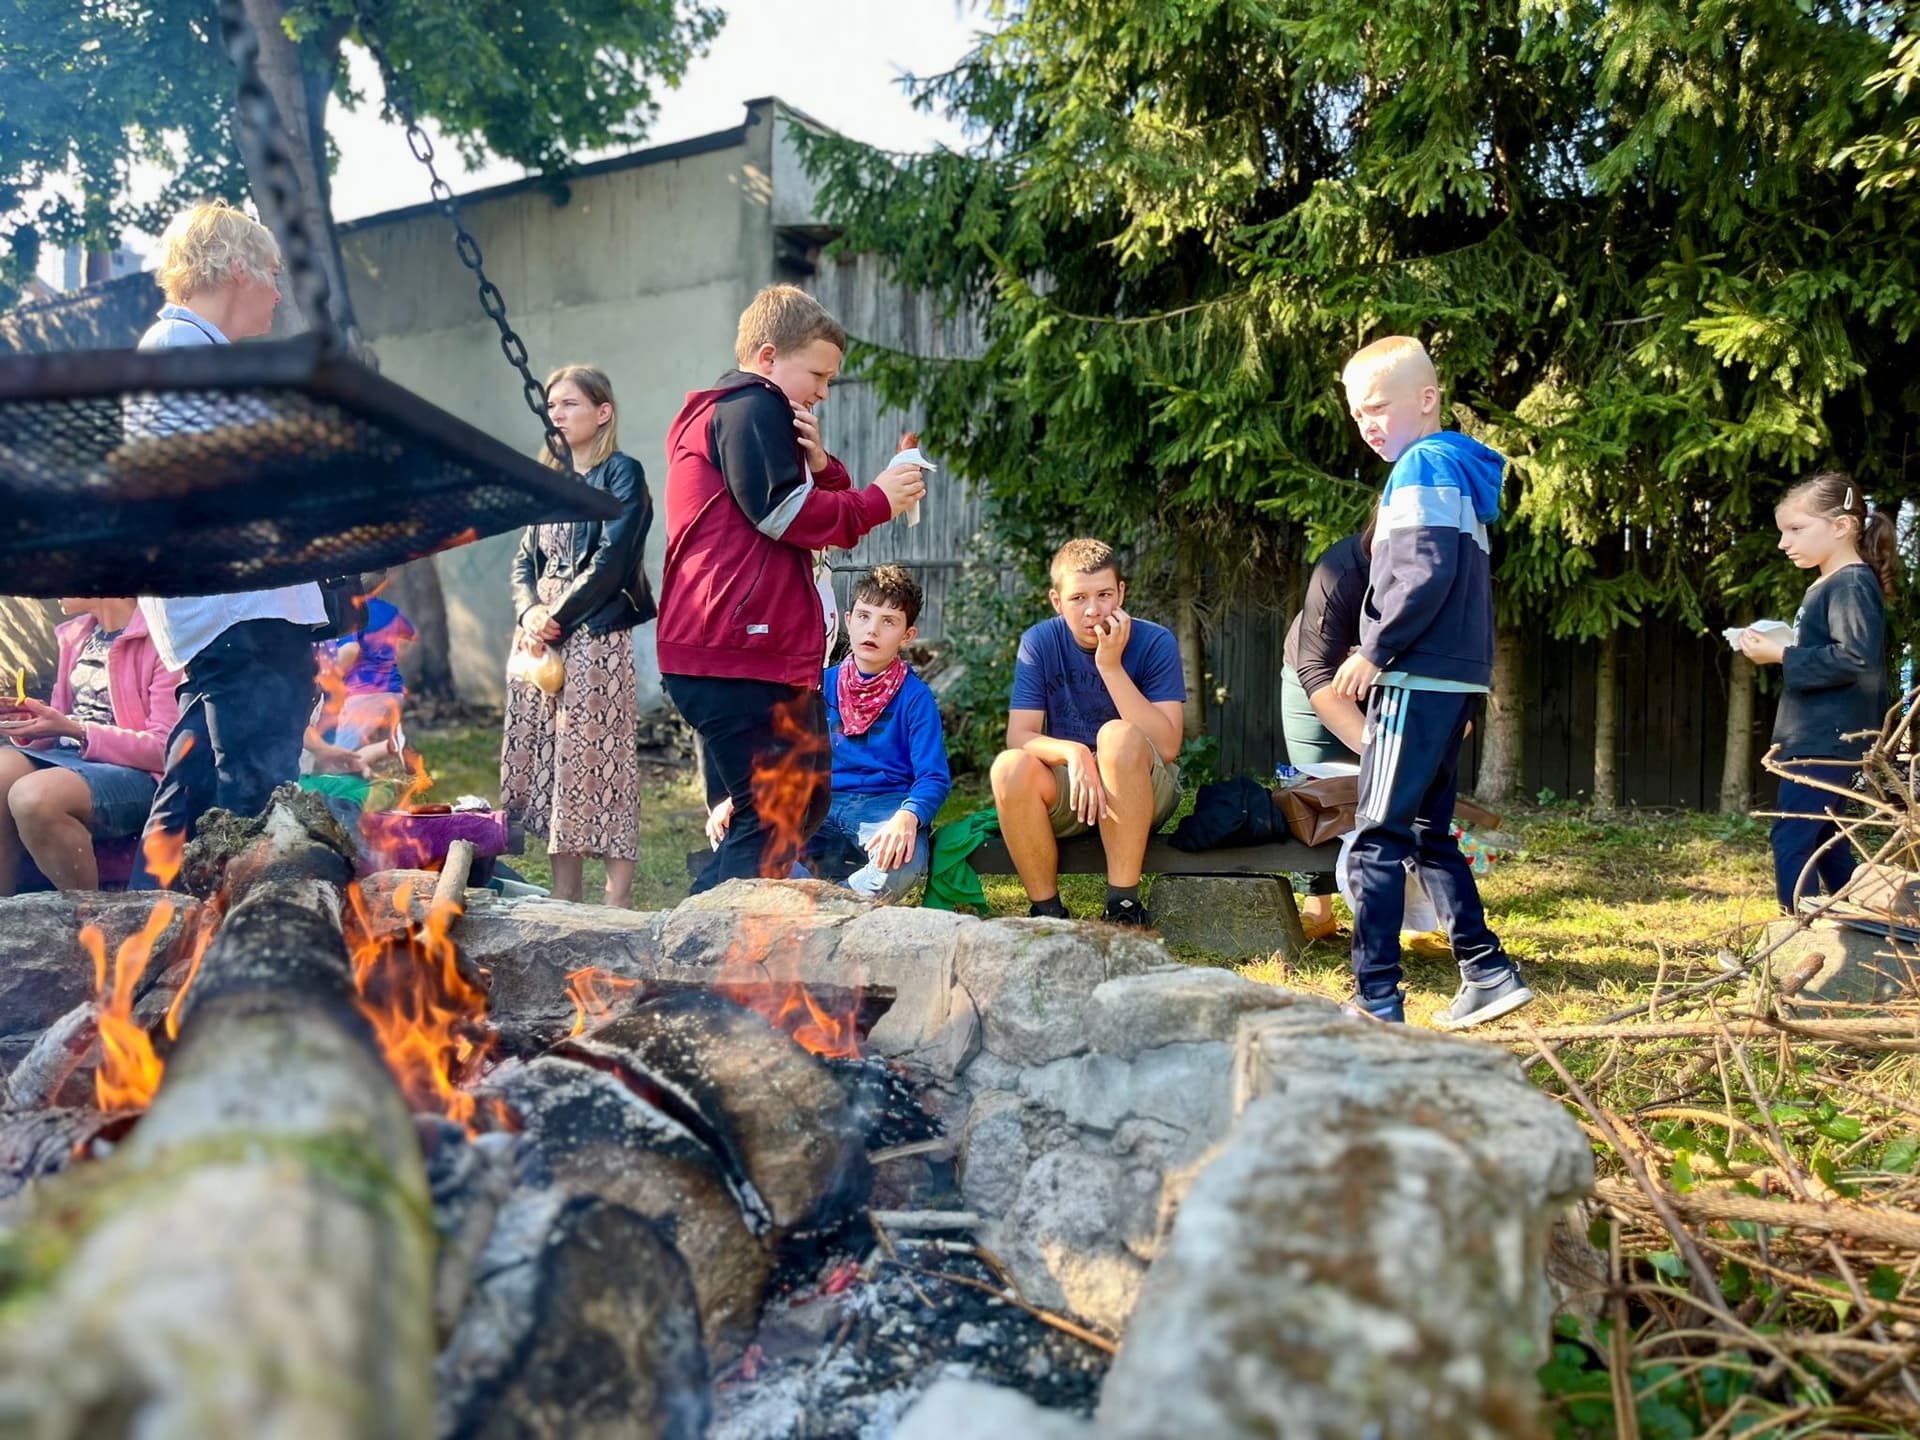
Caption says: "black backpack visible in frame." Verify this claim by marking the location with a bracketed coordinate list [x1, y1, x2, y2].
[1169, 776, 1279, 852]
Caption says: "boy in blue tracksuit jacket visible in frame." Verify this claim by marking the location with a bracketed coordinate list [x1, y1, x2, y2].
[1330, 336, 1535, 1028]
[707, 565, 950, 901]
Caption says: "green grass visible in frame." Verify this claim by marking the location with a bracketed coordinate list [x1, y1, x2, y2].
[414, 724, 1777, 1019]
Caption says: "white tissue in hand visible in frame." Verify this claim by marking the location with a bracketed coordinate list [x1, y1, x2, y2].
[886, 447, 935, 527]
[1722, 618, 1793, 651]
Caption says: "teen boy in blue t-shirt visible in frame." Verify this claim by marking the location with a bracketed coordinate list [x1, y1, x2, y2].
[707, 565, 950, 901]
[990, 538, 1186, 925]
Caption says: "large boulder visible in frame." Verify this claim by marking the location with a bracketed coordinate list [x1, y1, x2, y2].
[1097, 1005, 1593, 1439]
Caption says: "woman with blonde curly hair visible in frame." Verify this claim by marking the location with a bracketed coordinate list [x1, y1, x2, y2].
[128, 200, 329, 889]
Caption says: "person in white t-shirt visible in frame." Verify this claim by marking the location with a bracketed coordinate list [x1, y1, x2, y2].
[127, 201, 327, 889]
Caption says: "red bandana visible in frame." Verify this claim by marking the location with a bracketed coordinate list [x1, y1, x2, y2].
[838, 657, 908, 737]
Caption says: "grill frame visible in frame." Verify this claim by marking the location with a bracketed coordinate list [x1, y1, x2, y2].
[0, 337, 619, 596]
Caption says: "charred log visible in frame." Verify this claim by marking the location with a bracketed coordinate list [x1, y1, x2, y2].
[483, 1056, 774, 1362]
[557, 990, 872, 1236]
[434, 1189, 709, 1440]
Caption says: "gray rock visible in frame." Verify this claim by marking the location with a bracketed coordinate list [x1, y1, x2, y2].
[893, 1376, 1091, 1440]
[1086, 967, 1318, 1059]
[656, 879, 864, 977]
[958, 1089, 1032, 1216]
[424, 892, 667, 1050]
[1149, 874, 1303, 958]
[1098, 1010, 1594, 1440]
[984, 1145, 1146, 1333]
[952, 919, 1162, 1067]
[1761, 917, 1907, 1007]
[1017, 1042, 1233, 1140]
[960, 1050, 1021, 1093]
[654, 884, 982, 1077]
[817, 906, 981, 1079]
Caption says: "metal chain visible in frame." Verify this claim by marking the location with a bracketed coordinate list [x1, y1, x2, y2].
[350, 5, 572, 471]
[217, 0, 337, 347]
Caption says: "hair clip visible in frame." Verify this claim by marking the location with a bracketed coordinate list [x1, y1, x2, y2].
[1843, 485, 1856, 510]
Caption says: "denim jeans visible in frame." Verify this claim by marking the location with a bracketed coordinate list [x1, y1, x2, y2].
[1771, 760, 1860, 912]
[132, 619, 317, 890]
[806, 791, 929, 903]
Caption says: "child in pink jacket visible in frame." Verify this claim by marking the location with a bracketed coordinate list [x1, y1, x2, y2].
[0, 598, 182, 893]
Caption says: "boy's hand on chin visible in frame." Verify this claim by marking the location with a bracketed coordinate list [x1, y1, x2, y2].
[1331, 653, 1380, 700]
[791, 404, 830, 474]
[865, 811, 919, 872]
[1092, 610, 1132, 667]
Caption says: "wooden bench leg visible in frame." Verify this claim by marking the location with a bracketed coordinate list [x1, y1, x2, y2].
[1273, 881, 1310, 963]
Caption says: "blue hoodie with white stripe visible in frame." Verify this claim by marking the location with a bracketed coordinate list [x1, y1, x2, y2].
[1358, 430, 1506, 688]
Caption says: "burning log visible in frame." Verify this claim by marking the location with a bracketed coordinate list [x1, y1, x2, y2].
[558, 989, 873, 1236]
[0, 792, 436, 1439]
[480, 1057, 775, 1363]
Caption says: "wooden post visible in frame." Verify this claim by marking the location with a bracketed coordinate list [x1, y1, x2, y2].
[1478, 621, 1527, 804]
[1593, 627, 1619, 812]
[1720, 653, 1756, 813]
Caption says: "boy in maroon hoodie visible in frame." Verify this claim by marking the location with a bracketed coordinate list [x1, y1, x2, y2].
[660, 284, 926, 892]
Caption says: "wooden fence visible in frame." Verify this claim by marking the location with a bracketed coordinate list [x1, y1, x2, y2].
[1207, 608, 1782, 808]
[803, 251, 991, 639]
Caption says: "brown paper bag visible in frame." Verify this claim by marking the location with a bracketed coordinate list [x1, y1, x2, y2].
[1272, 774, 1358, 846]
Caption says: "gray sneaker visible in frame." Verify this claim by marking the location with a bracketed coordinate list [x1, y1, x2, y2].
[1432, 969, 1535, 1030]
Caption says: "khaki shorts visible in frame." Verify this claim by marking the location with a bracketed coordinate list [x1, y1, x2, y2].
[1048, 751, 1182, 839]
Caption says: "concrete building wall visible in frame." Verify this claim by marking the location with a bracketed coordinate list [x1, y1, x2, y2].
[339, 105, 787, 709]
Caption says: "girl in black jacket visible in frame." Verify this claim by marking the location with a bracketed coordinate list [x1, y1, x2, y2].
[501, 365, 656, 906]
[1739, 471, 1894, 912]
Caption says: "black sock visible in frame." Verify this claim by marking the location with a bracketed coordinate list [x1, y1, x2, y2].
[1028, 895, 1069, 918]
[1105, 883, 1140, 907]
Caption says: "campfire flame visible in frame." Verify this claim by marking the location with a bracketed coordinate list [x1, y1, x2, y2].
[81, 903, 174, 1112]
[728, 697, 863, 1060]
[162, 904, 219, 1042]
[566, 966, 641, 1037]
[749, 696, 829, 882]
[140, 824, 185, 892]
[769, 980, 859, 1060]
[346, 880, 503, 1131]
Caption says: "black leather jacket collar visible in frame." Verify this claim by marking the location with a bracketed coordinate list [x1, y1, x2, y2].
[510, 451, 657, 639]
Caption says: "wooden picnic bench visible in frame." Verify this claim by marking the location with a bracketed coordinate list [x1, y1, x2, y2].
[966, 832, 1341, 957]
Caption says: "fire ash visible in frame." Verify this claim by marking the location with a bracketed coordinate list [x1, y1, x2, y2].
[346, 879, 504, 1131]
[81, 902, 174, 1112]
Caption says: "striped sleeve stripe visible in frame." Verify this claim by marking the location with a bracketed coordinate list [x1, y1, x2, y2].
[1379, 483, 1490, 553]
[755, 477, 816, 541]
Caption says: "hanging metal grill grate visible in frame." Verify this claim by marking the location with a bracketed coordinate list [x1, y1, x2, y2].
[0, 336, 618, 598]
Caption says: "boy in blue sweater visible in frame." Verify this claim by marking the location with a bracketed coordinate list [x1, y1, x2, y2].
[1330, 337, 1534, 1028]
[707, 565, 950, 901]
